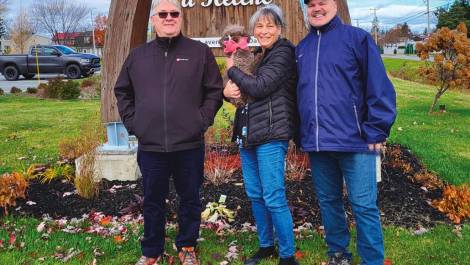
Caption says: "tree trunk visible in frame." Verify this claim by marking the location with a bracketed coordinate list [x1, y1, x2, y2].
[101, 0, 152, 123]
[429, 90, 443, 114]
[337, 0, 351, 25]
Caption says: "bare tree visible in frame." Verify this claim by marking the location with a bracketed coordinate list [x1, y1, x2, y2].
[0, 0, 8, 15]
[10, 9, 35, 54]
[32, 0, 90, 45]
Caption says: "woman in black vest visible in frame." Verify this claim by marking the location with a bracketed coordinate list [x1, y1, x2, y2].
[224, 4, 299, 265]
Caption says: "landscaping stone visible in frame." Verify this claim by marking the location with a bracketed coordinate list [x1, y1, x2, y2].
[75, 148, 141, 182]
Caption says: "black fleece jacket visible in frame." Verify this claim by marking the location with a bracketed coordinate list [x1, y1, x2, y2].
[114, 34, 223, 152]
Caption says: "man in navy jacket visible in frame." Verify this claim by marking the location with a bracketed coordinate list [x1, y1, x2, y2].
[296, 1, 396, 264]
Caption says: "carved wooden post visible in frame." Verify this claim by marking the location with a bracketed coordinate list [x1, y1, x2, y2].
[337, 0, 351, 25]
[101, 0, 152, 124]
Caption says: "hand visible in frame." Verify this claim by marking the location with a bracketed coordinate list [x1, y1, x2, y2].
[226, 54, 234, 70]
[368, 142, 386, 152]
[223, 80, 241, 99]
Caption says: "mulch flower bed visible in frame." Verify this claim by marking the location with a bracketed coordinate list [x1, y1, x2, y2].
[5, 144, 452, 229]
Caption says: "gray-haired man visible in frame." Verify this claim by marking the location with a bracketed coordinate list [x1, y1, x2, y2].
[114, 1, 223, 264]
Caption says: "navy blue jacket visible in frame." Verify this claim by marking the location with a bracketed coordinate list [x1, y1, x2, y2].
[296, 16, 396, 152]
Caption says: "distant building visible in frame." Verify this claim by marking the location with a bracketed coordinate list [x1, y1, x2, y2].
[52, 32, 80, 47]
[53, 31, 103, 56]
[1, 34, 52, 54]
[0, 36, 6, 54]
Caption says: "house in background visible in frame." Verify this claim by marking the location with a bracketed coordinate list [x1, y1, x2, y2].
[1, 34, 52, 54]
[52, 32, 80, 47]
[0, 36, 6, 54]
[53, 31, 103, 56]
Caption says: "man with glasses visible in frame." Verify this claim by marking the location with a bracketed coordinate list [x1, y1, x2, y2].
[114, 1, 223, 264]
[296, 0, 396, 264]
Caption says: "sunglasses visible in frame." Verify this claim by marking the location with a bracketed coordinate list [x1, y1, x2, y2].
[155, 11, 180, 19]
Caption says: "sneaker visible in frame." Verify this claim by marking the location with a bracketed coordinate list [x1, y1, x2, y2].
[328, 252, 352, 265]
[244, 246, 277, 265]
[279, 256, 299, 265]
[178, 247, 199, 265]
[135, 256, 159, 265]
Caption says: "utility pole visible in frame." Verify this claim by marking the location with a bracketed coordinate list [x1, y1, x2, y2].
[354, 19, 360, 28]
[426, 0, 431, 36]
[370, 8, 379, 45]
[91, 10, 96, 55]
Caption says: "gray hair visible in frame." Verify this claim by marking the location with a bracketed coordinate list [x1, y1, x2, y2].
[248, 4, 286, 34]
[151, 0, 182, 16]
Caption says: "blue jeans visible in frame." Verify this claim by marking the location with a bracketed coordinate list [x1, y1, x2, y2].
[240, 140, 295, 258]
[308, 152, 384, 265]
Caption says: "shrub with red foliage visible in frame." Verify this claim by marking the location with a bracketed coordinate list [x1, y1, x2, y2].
[204, 151, 241, 186]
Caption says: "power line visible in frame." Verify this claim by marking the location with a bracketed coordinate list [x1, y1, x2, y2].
[380, 3, 427, 24]
[379, 2, 451, 26]
[426, 0, 431, 36]
[354, 19, 360, 27]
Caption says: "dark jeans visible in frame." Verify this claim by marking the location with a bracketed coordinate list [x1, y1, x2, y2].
[137, 147, 204, 258]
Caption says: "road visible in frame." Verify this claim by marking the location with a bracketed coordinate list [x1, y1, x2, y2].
[0, 74, 58, 92]
[0, 72, 100, 93]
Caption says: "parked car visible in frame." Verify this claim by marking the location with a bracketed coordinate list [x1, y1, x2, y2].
[0, 45, 101, 81]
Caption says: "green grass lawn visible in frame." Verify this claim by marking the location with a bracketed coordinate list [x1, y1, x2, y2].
[382, 60, 470, 185]
[388, 78, 470, 185]
[382, 58, 424, 73]
[0, 95, 100, 175]
[1, 73, 469, 184]
[0, 217, 468, 265]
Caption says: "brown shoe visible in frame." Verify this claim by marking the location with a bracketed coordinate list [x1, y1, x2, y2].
[178, 247, 199, 265]
[135, 256, 159, 265]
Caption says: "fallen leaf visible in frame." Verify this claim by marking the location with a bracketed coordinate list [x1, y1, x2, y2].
[453, 225, 463, 239]
[384, 258, 392, 265]
[37, 222, 46, 233]
[8, 233, 16, 246]
[412, 227, 428, 236]
[114, 235, 123, 244]
[295, 250, 304, 260]
[100, 216, 112, 226]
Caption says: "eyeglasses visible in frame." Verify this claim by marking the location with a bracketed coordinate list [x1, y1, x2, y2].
[155, 11, 180, 19]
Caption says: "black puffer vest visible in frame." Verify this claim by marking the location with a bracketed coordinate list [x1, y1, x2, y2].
[227, 38, 299, 147]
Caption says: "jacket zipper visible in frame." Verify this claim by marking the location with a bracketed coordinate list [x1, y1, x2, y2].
[314, 30, 322, 152]
[163, 39, 171, 152]
[243, 104, 249, 146]
[353, 104, 362, 136]
[268, 98, 273, 131]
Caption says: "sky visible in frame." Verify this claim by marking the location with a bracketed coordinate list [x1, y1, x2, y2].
[3, 0, 456, 34]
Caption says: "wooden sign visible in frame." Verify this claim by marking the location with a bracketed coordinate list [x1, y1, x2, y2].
[101, 0, 351, 123]
[181, 0, 351, 56]
[182, 0, 274, 8]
